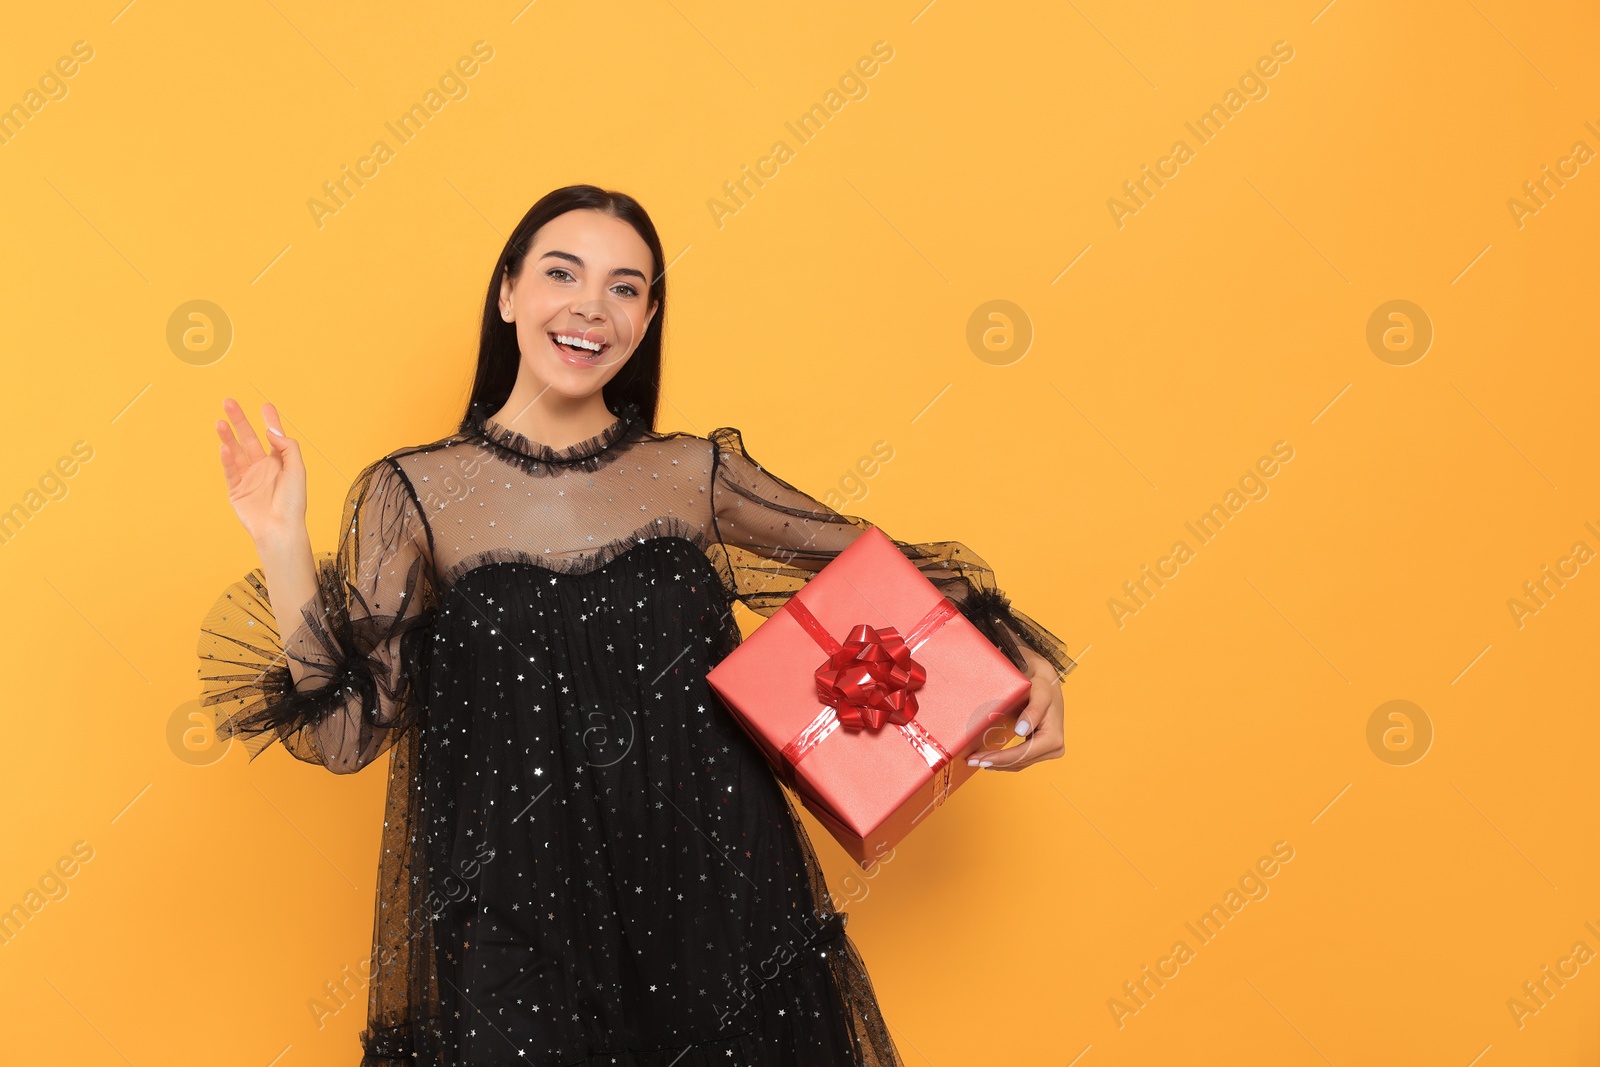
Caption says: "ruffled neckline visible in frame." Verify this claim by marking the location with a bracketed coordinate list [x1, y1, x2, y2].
[470, 400, 644, 466]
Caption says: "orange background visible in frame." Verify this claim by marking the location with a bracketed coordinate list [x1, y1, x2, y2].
[2, 2, 1597, 1064]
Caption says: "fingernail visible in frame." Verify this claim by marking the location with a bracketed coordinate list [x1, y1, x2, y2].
[268, 426, 284, 437]
[1015, 719, 1031, 736]
[967, 757, 979, 766]
[979, 760, 993, 768]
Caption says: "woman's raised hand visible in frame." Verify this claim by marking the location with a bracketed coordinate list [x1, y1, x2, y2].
[215, 397, 308, 549]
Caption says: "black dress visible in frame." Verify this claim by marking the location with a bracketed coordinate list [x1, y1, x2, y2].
[197, 400, 1075, 1066]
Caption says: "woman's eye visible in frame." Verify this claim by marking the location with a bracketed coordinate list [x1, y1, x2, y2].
[544, 268, 636, 297]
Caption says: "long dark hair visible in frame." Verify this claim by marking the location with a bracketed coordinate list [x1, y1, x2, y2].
[459, 185, 666, 433]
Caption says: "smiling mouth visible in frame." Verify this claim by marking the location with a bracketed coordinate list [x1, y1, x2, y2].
[549, 332, 610, 360]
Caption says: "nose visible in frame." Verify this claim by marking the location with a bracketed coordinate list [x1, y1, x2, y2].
[570, 295, 609, 322]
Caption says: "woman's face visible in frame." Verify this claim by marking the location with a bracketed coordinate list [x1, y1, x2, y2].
[498, 208, 658, 401]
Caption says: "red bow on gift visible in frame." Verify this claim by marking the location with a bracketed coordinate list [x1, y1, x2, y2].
[774, 592, 963, 785]
[814, 623, 928, 731]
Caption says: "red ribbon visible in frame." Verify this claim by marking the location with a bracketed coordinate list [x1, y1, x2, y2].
[776, 595, 962, 800]
[814, 623, 926, 731]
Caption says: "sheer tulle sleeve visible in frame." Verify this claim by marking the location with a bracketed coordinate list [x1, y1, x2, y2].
[196, 455, 437, 773]
[708, 426, 1076, 683]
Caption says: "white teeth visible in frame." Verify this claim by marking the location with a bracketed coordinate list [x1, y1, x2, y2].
[554, 333, 604, 353]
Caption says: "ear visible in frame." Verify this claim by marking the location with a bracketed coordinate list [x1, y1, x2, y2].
[498, 272, 515, 320]
[642, 297, 659, 335]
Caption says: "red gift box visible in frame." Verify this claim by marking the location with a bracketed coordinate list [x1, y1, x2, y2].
[707, 525, 1033, 869]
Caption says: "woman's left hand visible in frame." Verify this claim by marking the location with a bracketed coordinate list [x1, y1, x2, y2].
[966, 645, 1065, 772]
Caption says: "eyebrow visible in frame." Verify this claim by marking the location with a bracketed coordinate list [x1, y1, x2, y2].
[537, 250, 649, 284]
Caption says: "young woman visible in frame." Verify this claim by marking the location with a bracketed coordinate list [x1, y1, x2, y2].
[198, 184, 1075, 1066]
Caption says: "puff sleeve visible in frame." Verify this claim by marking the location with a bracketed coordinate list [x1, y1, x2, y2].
[708, 426, 1076, 684]
[196, 455, 437, 773]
